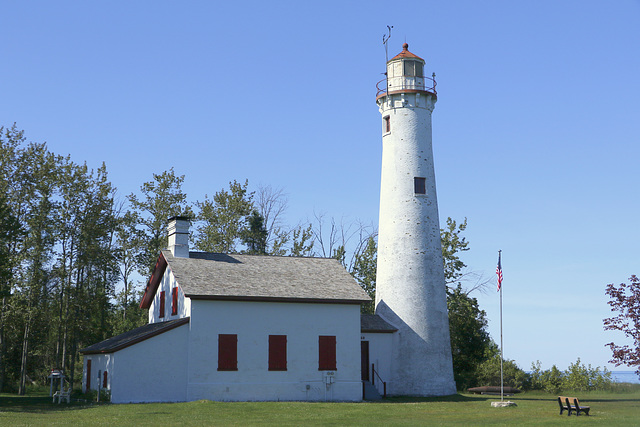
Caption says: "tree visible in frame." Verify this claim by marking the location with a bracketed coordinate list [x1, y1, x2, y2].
[352, 236, 377, 314]
[441, 217, 492, 294]
[128, 168, 193, 274]
[255, 185, 288, 251]
[475, 344, 529, 390]
[447, 283, 492, 389]
[288, 224, 315, 257]
[111, 209, 146, 334]
[193, 180, 253, 253]
[0, 125, 125, 392]
[241, 210, 268, 255]
[0, 194, 21, 296]
[603, 275, 640, 377]
[441, 217, 469, 284]
[50, 159, 118, 390]
[10, 142, 57, 395]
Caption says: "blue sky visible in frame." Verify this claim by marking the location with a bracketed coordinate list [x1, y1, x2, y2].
[2, 1, 639, 372]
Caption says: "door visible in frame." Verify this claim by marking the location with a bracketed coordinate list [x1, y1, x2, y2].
[361, 341, 370, 381]
[86, 359, 92, 391]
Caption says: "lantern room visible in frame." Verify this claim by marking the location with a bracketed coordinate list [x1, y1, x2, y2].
[376, 43, 436, 100]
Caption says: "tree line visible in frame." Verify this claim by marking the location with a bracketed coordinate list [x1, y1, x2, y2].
[2, 125, 623, 394]
[0, 125, 497, 393]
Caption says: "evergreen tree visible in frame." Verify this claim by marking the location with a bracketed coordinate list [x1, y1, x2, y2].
[241, 210, 268, 254]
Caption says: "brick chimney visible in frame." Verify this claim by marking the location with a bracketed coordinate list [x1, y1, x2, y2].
[167, 216, 190, 258]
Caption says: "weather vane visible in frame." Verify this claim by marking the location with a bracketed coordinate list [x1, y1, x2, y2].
[383, 25, 393, 65]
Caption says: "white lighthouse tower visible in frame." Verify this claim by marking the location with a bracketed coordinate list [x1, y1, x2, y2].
[374, 43, 456, 396]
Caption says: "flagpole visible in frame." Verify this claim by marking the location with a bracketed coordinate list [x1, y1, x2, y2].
[498, 250, 504, 402]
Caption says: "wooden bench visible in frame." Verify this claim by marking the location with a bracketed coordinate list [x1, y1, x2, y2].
[558, 396, 590, 416]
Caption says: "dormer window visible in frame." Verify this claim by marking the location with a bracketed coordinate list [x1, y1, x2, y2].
[403, 60, 423, 77]
[171, 287, 178, 315]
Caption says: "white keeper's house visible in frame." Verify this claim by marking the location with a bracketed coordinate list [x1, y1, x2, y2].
[80, 217, 392, 403]
[81, 42, 456, 403]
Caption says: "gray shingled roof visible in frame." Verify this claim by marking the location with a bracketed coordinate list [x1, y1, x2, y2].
[163, 250, 370, 303]
[80, 317, 189, 354]
[361, 314, 398, 333]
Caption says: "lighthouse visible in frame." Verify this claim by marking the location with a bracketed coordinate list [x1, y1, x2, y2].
[374, 43, 456, 396]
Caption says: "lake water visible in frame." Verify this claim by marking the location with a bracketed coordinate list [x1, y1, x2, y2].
[611, 371, 640, 384]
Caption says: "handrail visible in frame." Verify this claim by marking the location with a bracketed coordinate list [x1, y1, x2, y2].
[371, 363, 387, 398]
[376, 73, 437, 98]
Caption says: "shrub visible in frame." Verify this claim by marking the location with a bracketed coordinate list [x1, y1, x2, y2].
[475, 349, 530, 389]
[528, 358, 612, 392]
[563, 358, 612, 391]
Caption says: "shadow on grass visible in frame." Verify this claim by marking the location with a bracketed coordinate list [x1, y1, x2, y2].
[372, 393, 490, 403]
[0, 395, 102, 413]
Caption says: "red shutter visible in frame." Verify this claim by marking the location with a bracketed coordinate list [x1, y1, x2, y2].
[159, 291, 165, 318]
[319, 336, 337, 370]
[103, 371, 108, 388]
[86, 359, 92, 390]
[171, 287, 178, 315]
[268, 335, 287, 371]
[218, 334, 238, 371]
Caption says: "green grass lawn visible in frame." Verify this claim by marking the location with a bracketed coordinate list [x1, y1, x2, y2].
[2, 388, 640, 426]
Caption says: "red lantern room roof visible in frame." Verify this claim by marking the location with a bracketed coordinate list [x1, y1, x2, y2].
[389, 43, 424, 62]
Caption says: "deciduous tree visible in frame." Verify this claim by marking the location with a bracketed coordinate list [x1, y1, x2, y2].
[603, 275, 640, 377]
[352, 236, 377, 314]
[447, 284, 492, 389]
[193, 180, 253, 253]
[128, 168, 193, 273]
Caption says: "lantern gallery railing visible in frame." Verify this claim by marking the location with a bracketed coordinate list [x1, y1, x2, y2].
[376, 73, 437, 99]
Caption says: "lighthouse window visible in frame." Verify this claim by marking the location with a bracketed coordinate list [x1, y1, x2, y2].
[383, 116, 391, 133]
[404, 60, 423, 77]
[414, 177, 426, 195]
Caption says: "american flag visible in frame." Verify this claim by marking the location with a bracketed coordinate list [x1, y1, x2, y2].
[496, 252, 503, 292]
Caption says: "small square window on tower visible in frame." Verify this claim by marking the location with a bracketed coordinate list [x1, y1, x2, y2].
[383, 116, 391, 133]
[414, 177, 426, 195]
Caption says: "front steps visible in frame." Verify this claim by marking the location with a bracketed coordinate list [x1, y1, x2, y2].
[363, 380, 382, 400]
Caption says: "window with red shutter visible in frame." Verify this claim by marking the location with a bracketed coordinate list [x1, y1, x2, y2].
[103, 371, 108, 388]
[86, 359, 92, 390]
[159, 291, 165, 318]
[218, 334, 238, 371]
[318, 335, 337, 370]
[171, 287, 178, 315]
[268, 335, 287, 371]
